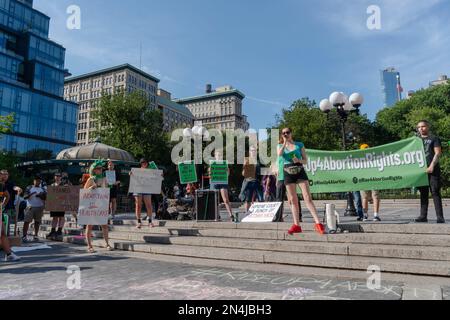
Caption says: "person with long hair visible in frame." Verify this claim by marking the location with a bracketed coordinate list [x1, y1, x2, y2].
[84, 160, 113, 253]
[277, 128, 325, 235]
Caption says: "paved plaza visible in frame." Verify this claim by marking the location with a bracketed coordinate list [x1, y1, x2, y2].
[1, 200, 450, 301]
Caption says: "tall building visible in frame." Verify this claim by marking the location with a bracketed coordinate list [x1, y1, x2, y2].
[64, 64, 194, 145]
[430, 75, 448, 87]
[157, 89, 194, 132]
[65, 64, 159, 145]
[380, 67, 402, 107]
[175, 84, 250, 131]
[0, 0, 78, 155]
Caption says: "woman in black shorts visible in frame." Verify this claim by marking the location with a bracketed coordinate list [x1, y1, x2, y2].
[277, 128, 325, 235]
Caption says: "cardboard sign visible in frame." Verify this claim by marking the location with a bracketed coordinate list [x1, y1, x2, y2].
[178, 162, 198, 185]
[45, 186, 80, 212]
[105, 170, 116, 186]
[128, 168, 163, 195]
[210, 161, 229, 184]
[77, 188, 110, 225]
[242, 202, 282, 223]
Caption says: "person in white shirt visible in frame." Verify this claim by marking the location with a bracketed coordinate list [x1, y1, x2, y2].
[22, 175, 47, 243]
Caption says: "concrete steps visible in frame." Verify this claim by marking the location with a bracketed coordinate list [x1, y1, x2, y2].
[65, 237, 450, 277]
[38, 217, 450, 277]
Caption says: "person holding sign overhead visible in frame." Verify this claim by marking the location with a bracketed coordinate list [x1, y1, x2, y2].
[131, 158, 155, 229]
[84, 160, 113, 253]
[210, 150, 234, 222]
[277, 128, 325, 235]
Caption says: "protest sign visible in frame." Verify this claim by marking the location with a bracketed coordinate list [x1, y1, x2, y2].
[77, 188, 110, 225]
[178, 162, 197, 185]
[128, 168, 163, 194]
[242, 202, 282, 223]
[304, 137, 429, 193]
[210, 161, 229, 184]
[105, 170, 116, 186]
[45, 186, 80, 212]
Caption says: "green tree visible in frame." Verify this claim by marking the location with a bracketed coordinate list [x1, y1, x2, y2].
[376, 82, 450, 187]
[92, 91, 172, 166]
[275, 98, 377, 151]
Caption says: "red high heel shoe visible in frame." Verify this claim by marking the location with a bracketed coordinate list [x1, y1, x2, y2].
[288, 224, 302, 235]
[315, 223, 326, 235]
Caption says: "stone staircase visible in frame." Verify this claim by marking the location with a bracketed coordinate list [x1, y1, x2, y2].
[39, 215, 450, 277]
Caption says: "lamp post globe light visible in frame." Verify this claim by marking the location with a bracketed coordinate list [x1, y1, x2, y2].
[321, 91, 365, 217]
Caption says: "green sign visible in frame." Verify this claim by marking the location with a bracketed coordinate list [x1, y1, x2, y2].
[210, 161, 229, 184]
[149, 161, 158, 170]
[304, 137, 429, 193]
[178, 162, 198, 185]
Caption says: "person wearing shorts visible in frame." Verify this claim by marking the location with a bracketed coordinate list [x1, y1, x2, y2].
[131, 159, 155, 229]
[46, 173, 71, 241]
[107, 160, 120, 220]
[22, 175, 47, 243]
[361, 190, 381, 222]
[278, 128, 325, 235]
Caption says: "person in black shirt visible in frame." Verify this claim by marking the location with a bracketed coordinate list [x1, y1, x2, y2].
[415, 120, 445, 224]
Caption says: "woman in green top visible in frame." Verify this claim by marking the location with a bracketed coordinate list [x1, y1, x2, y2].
[277, 128, 325, 235]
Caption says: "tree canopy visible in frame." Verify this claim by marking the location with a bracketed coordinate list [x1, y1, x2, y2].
[92, 91, 172, 166]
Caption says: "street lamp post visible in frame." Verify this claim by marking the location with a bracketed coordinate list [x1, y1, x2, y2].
[320, 92, 364, 217]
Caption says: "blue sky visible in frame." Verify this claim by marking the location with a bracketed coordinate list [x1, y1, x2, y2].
[36, 0, 450, 130]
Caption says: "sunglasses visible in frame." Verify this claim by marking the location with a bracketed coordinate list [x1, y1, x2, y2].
[282, 131, 291, 135]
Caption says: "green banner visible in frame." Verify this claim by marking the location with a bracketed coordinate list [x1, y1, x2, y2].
[210, 161, 229, 184]
[178, 162, 198, 185]
[304, 137, 429, 193]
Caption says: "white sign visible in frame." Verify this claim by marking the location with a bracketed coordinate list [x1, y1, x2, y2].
[77, 188, 110, 226]
[128, 168, 163, 195]
[242, 202, 282, 223]
[105, 170, 116, 185]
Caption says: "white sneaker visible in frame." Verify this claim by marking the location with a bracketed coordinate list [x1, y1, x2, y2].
[5, 253, 21, 262]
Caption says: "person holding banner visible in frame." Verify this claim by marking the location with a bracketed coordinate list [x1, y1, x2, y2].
[84, 161, 113, 253]
[416, 120, 445, 224]
[131, 159, 155, 229]
[278, 128, 325, 235]
[210, 150, 234, 221]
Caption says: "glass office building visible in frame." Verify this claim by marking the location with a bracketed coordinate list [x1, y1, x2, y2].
[380, 67, 402, 107]
[0, 0, 77, 156]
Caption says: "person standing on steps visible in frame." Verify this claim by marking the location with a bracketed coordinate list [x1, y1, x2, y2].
[106, 160, 120, 221]
[131, 159, 155, 229]
[84, 161, 113, 253]
[415, 120, 445, 224]
[46, 173, 71, 241]
[277, 128, 325, 235]
[210, 150, 234, 222]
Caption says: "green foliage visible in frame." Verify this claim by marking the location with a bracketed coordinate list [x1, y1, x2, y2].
[0, 113, 14, 135]
[276, 98, 378, 151]
[0, 152, 31, 188]
[376, 83, 450, 187]
[92, 91, 172, 166]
